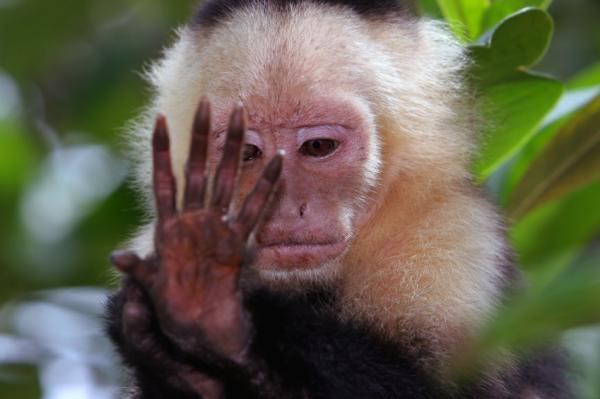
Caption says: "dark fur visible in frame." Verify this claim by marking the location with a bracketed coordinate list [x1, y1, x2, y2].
[106, 283, 198, 399]
[246, 288, 448, 398]
[192, 0, 416, 28]
[106, 283, 569, 398]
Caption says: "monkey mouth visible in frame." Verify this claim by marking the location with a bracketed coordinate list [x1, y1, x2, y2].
[255, 240, 348, 269]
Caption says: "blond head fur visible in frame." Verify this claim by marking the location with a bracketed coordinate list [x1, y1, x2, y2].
[126, 2, 510, 368]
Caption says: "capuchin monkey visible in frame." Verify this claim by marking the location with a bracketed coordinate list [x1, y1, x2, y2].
[105, 0, 570, 398]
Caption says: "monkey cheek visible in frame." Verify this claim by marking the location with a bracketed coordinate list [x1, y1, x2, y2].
[253, 241, 348, 270]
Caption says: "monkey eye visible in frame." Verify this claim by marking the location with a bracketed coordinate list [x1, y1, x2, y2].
[243, 144, 262, 162]
[300, 139, 339, 158]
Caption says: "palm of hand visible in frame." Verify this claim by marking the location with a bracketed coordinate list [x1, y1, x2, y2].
[111, 99, 282, 359]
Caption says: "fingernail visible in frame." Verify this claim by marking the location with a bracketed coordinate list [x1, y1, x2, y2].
[264, 155, 283, 183]
[194, 99, 211, 132]
[229, 106, 245, 138]
[153, 115, 170, 151]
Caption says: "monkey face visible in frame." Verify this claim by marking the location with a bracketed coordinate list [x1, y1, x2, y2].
[187, 15, 382, 276]
[203, 95, 377, 274]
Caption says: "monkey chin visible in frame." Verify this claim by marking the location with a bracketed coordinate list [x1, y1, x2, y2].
[256, 240, 348, 270]
[252, 241, 348, 288]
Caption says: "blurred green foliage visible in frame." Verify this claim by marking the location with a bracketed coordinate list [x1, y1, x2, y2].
[0, 0, 196, 299]
[424, 0, 600, 394]
[0, 0, 599, 398]
[0, 1, 196, 397]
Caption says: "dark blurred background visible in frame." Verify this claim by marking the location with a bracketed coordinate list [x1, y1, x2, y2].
[0, 0, 598, 398]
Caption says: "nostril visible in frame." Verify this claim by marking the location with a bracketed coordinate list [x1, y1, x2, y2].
[299, 203, 307, 218]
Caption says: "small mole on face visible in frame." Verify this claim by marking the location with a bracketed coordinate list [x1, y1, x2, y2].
[299, 203, 307, 218]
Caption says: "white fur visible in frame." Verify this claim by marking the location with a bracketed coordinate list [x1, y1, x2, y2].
[124, 2, 509, 368]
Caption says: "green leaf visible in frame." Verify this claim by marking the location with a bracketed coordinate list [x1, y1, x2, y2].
[436, 0, 490, 41]
[507, 96, 600, 220]
[475, 74, 563, 180]
[542, 86, 600, 128]
[500, 87, 600, 204]
[511, 182, 600, 273]
[465, 256, 600, 366]
[471, 8, 554, 84]
[471, 8, 561, 179]
[452, 245, 600, 375]
[569, 62, 600, 90]
[498, 268, 600, 344]
[480, 0, 551, 36]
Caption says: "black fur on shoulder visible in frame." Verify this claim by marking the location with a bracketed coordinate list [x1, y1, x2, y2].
[193, 0, 416, 28]
[106, 281, 570, 398]
[245, 288, 571, 399]
[245, 288, 448, 398]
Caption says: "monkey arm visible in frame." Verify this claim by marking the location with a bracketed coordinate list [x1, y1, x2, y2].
[105, 281, 225, 399]
[106, 100, 285, 398]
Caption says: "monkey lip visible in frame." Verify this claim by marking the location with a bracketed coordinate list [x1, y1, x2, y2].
[255, 240, 348, 269]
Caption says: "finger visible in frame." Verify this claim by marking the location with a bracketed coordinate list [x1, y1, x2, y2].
[235, 152, 284, 239]
[121, 287, 225, 395]
[152, 115, 177, 223]
[122, 284, 153, 344]
[121, 285, 225, 396]
[184, 98, 210, 210]
[110, 250, 155, 286]
[210, 104, 245, 212]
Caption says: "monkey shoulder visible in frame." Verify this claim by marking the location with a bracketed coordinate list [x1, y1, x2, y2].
[246, 288, 571, 399]
[245, 288, 448, 399]
[106, 282, 570, 399]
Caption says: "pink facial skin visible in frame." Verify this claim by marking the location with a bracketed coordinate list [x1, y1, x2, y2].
[208, 97, 374, 271]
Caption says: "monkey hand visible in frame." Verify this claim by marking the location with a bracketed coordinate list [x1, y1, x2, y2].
[106, 280, 228, 398]
[110, 99, 282, 363]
